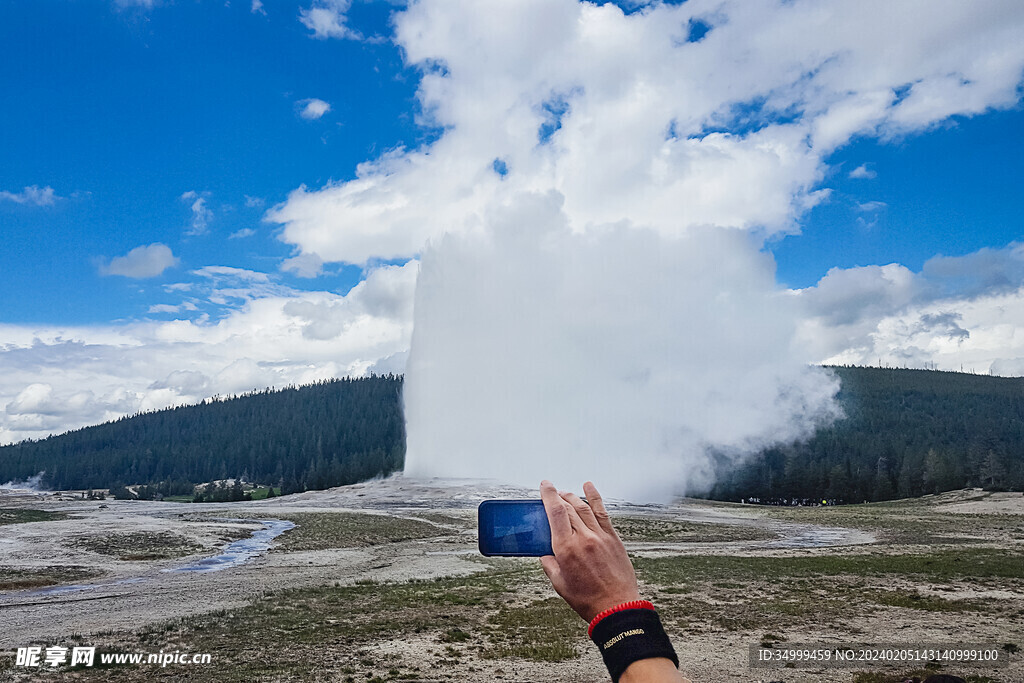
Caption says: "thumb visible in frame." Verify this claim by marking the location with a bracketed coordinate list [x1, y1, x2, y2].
[540, 555, 564, 589]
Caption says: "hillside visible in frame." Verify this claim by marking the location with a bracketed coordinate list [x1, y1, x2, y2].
[0, 375, 405, 494]
[708, 366, 1024, 502]
[1, 367, 1022, 502]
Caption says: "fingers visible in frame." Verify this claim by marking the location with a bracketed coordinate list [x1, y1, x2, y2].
[539, 554, 562, 585]
[540, 480, 572, 542]
[583, 481, 616, 535]
[560, 490, 601, 533]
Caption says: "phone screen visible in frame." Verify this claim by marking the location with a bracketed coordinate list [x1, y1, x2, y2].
[477, 499, 553, 557]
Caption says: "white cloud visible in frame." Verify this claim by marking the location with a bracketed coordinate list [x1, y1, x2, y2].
[180, 190, 213, 236]
[229, 227, 256, 239]
[297, 98, 331, 120]
[8, 0, 1024, 484]
[299, 0, 360, 40]
[814, 288, 1024, 375]
[0, 185, 60, 206]
[283, 260, 417, 340]
[0, 261, 417, 443]
[148, 302, 199, 315]
[267, 0, 1024, 497]
[795, 242, 1024, 373]
[268, 0, 1024, 266]
[251, 0, 265, 15]
[183, 265, 294, 308]
[164, 282, 193, 293]
[100, 243, 179, 279]
[856, 200, 887, 212]
[192, 265, 270, 283]
[280, 252, 324, 278]
[244, 195, 264, 208]
[849, 164, 877, 179]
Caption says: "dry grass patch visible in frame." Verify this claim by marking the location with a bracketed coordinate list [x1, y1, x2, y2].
[65, 531, 205, 561]
[615, 516, 775, 543]
[0, 565, 102, 591]
[0, 508, 70, 525]
[257, 512, 443, 552]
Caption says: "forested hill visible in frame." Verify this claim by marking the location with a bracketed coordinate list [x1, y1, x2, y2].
[2, 367, 1022, 502]
[0, 375, 405, 494]
[709, 366, 1024, 503]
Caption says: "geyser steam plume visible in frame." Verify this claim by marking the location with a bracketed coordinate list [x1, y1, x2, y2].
[403, 193, 841, 502]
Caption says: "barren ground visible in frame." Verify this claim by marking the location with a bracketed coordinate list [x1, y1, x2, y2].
[0, 477, 1021, 682]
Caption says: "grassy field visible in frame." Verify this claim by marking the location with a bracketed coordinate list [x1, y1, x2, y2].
[0, 508, 70, 525]
[212, 511, 445, 552]
[613, 516, 776, 543]
[63, 531, 207, 562]
[2, 493, 1021, 682]
[5, 543, 1018, 681]
[0, 565, 102, 591]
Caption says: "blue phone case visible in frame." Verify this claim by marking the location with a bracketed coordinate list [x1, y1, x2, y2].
[477, 499, 553, 557]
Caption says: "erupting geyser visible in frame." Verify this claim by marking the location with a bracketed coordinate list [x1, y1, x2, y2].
[403, 193, 841, 502]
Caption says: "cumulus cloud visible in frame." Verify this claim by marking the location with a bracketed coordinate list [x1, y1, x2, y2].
[8, 0, 1024, 495]
[268, 0, 1024, 265]
[280, 252, 324, 278]
[6, 384, 91, 418]
[180, 190, 212, 236]
[0, 185, 60, 206]
[100, 243, 179, 279]
[796, 242, 1024, 373]
[849, 164, 877, 179]
[921, 243, 1024, 298]
[0, 261, 417, 444]
[297, 98, 331, 120]
[299, 0, 360, 40]
[817, 288, 1024, 375]
[266, 0, 1024, 498]
[283, 261, 417, 340]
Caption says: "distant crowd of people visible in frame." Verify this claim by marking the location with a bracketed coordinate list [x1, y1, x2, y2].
[740, 496, 840, 506]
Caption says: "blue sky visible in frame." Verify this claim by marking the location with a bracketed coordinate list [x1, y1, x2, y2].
[1, 0, 1023, 444]
[2, 0, 1020, 322]
[1, 0, 419, 323]
[772, 108, 1024, 289]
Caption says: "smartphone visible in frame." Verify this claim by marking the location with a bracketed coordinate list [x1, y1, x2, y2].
[477, 499, 553, 557]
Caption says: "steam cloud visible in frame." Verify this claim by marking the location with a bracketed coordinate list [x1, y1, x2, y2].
[404, 194, 841, 502]
[371, 1, 1024, 502]
[0, 471, 46, 491]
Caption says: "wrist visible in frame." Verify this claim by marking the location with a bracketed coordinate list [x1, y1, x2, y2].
[588, 604, 678, 683]
[583, 587, 642, 622]
[587, 599, 654, 637]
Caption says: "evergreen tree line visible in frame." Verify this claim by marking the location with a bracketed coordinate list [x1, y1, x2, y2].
[3, 367, 1022, 503]
[708, 366, 1024, 503]
[0, 375, 405, 495]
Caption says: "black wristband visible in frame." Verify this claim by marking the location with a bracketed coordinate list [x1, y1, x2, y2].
[589, 608, 679, 682]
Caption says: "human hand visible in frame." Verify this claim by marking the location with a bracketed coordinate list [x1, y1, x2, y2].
[539, 480, 641, 622]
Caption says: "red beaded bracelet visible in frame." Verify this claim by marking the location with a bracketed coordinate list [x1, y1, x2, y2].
[587, 600, 655, 638]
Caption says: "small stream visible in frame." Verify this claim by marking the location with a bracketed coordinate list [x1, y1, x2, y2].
[166, 519, 294, 573]
[19, 518, 293, 598]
